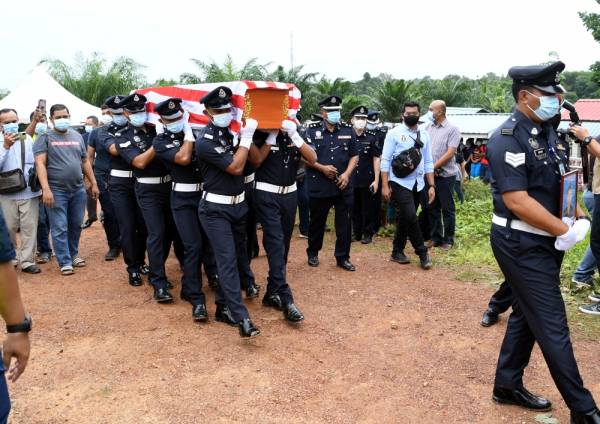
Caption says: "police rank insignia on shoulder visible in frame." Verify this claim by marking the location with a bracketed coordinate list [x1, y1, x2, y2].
[505, 151, 526, 168]
[501, 128, 514, 136]
[119, 141, 131, 148]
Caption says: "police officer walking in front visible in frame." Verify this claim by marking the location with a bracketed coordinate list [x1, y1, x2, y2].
[486, 61, 599, 423]
[304, 96, 358, 271]
[196, 86, 260, 338]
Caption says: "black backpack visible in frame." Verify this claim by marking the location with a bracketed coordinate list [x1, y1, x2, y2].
[391, 130, 424, 178]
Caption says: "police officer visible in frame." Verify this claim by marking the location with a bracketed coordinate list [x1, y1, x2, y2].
[196, 86, 260, 338]
[486, 61, 599, 422]
[304, 95, 359, 271]
[152, 98, 208, 322]
[103, 95, 148, 287]
[241, 162, 261, 298]
[114, 93, 183, 303]
[249, 119, 317, 322]
[350, 106, 381, 244]
[367, 110, 387, 232]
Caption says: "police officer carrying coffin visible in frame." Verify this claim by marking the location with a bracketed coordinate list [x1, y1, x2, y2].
[103, 95, 148, 287]
[486, 61, 600, 423]
[114, 93, 184, 304]
[351, 106, 381, 245]
[249, 118, 317, 322]
[304, 96, 359, 271]
[196, 86, 260, 338]
[152, 98, 208, 322]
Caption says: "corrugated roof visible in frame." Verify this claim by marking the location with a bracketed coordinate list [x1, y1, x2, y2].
[561, 99, 600, 121]
[558, 120, 600, 138]
[445, 107, 490, 114]
[444, 113, 511, 138]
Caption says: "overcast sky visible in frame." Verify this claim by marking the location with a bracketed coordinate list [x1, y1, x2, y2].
[2, 0, 600, 90]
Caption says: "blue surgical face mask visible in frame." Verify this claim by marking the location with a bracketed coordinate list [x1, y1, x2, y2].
[112, 114, 128, 126]
[326, 111, 341, 124]
[366, 122, 377, 131]
[165, 119, 184, 133]
[53, 118, 70, 132]
[212, 112, 233, 128]
[3, 122, 19, 134]
[526, 91, 561, 122]
[35, 123, 47, 135]
[129, 112, 147, 128]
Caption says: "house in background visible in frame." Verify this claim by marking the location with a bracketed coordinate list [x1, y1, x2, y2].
[558, 99, 600, 167]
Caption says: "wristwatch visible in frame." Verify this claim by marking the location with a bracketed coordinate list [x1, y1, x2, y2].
[583, 136, 593, 147]
[6, 315, 32, 333]
[577, 216, 591, 222]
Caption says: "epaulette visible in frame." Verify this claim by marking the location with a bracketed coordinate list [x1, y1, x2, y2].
[378, 126, 388, 133]
[366, 130, 377, 136]
[500, 117, 518, 136]
[308, 122, 320, 128]
[341, 122, 352, 128]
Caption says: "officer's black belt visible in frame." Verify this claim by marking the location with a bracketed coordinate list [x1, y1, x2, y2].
[173, 182, 203, 192]
[202, 191, 245, 205]
[110, 169, 133, 178]
[136, 175, 172, 184]
[492, 213, 553, 237]
[244, 173, 255, 184]
[255, 181, 297, 195]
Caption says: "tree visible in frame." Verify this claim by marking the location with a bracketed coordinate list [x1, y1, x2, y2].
[44, 53, 147, 106]
[182, 55, 271, 84]
[0, 89, 8, 101]
[373, 79, 414, 122]
[579, 2, 600, 85]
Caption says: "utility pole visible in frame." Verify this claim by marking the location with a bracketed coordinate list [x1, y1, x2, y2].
[290, 31, 294, 70]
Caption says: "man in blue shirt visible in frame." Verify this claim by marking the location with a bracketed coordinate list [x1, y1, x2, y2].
[381, 101, 435, 269]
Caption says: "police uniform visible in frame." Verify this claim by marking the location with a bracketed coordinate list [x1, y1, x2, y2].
[487, 62, 598, 417]
[305, 96, 359, 270]
[196, 86, 259, 337]
[367, 110, 387, 232]
[152, 98, 209, 320]
[102, 95, 148, 286]
[350, 106, 381, 243]
[242, 163, 261, 297]
[114, 93, 184, 303]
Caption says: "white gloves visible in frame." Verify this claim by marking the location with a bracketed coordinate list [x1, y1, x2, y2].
[573, 218, 591, 242]
[182, 112, 195, 142]
[239, 118, 258, 149]
[281, 119, 304, 148]
[555, 218, 590, 251]
[266, 131, 278, 146]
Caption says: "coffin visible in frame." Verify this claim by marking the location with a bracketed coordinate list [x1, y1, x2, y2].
[242, 88, 289, 129]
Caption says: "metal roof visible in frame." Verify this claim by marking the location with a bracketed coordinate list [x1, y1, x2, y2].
[561, 99, 600, 121]
[558, 120, 600, 138]
[444, 113, 511, 138]
[445, 107, 490, 115]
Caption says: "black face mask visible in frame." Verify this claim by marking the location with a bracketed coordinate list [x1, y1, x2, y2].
[404, 115, 420, 127]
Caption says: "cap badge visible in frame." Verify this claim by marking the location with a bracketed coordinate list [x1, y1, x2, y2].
[134, 95, 139, 102]
[331, 97, 337, 104]
[555, 72, 560, 83]
[168, 101, 175, 110]
[114, 97, 120, 104]
[219, 89, 226, 98]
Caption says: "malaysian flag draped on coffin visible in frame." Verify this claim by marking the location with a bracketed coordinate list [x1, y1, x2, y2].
[136, 81, 301, 134]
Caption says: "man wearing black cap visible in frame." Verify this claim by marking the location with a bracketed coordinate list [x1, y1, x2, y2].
[196, 86, 260, 338]
[304, 95, 359, 271]
[350, 105, 381, 244]
[103, 95, 148, 287]
[486, 61, 599, 422]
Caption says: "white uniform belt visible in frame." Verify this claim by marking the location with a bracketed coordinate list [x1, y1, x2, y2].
[255, 181, 297, 194]
[110, 169, 133, 178]
[244, 173, 255, 184]
[172, 182, 203, 192]
[203, 191, 245, 205]
[136, 175, 172, 184]
[492, 214, 553, 237]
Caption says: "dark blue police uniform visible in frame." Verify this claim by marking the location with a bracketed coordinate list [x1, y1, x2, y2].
[368, 110, 387, 232]
[241, 164, 261, 297]
[0, 209, 15, 424]
[487, 63, 597, 415]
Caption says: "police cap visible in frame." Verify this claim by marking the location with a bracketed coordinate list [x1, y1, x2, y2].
[318, 95, 342, 110]
[200, 86, 232, 109]
[508, 61, 566, 94]
[121, 93, 147, 113]
[367, 109, 381, 122]
[154, 98, 184, 120]
[350, 105, 369, 117]
[105, 95, 127, 114]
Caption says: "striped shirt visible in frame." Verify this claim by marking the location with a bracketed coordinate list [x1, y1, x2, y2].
[424, 118, 461, 176]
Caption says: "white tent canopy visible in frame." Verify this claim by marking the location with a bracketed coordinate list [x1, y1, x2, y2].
[0, 65, 101, 124]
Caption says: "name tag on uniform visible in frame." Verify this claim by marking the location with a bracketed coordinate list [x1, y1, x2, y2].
[214, 146, 225, 154]
[556, 144, 566, 151]
[534, 148, 547, 161]
[270, 146, 280, 151]
[338, 136, 351, 140]
[119, 141, 131, 148]
[165, 143, 176, 149]
[204, 133, 213, 140]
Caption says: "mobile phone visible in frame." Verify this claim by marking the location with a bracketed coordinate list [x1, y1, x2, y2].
[38, 99, 46, 114]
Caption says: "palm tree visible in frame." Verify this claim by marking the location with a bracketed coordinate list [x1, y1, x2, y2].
[373, 79, 414, 122]
[421, 76, 472, 107]
[181, 55, 271, 83]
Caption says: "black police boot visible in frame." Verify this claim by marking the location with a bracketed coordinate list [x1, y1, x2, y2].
[262, 293, 283, 310]
[571, 408, 600, 424]
[307, 256, 319, 267]
[239, 319, 260, 338]
[192, 302, 208, 322]
[139, 264, 150, 275]
[284, 303, 304, 322]
[207, 275, 219, 290]
[128, 272, 143, 287]
[215, 305, 237, 326]
[154, 287, 173, 303]
[492, 387, 552, 411]
[104, 247, 121, 261]
[481, 308, 499, 327]
[337, 259, 356, 272]
[245, 282, 260, 298]
[361, 234, 373, 244]
[419, 253, 433, 270]
[391, 251, 410, 264]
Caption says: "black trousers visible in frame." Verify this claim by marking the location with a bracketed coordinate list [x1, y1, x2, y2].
[86, 192, 98, 221]
[491, 225, 596, 413]
[198, 199, 252, 322]
[430, 175, 456, 245]
[590, 194, 600, 274]
[390, 182, 427, 256]
[307, 194, 353, 261]
[254, 189, 296, 304]
[487, 280, 513, 314]
[96, 172, 120, 249]
[109, 176, 146, 275]
[352, 186, 377, 239]
[245, 183, 259, 260]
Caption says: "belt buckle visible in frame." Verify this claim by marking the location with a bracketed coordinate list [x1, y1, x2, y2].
[278, 186, 284, 194]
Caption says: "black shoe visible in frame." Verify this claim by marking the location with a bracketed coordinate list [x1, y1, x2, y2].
[419, 254, 433, 270]
[481, 308, 499, 327]
[104, 247, 121, 261]
[22, 264, 41, 274]
[337, 259, 356, 272]
[245, 282, 260, 298]
[239, 318, 260, 338]
[192, 303, 208, 322]
[154, 288, 173, 303]
[492, 387, 552, 411]
[571, 408, 600, 424]
[391, 252, 410, 264]
[262, 293, 283, 310]
[81, 218, 97, 229]
[139, 264, 150, 275]
[207, 275, 219, 290]
[352, 234, 362, 242]
[307, 256, 319, 267]
[128, 272, 143, 287]
[284, 303, 304, 322]
[215, 305, 237, 326]
[361, 235, 373, 244]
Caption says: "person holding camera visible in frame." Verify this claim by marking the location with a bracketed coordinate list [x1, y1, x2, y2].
[381, 101, 434, 270]
[0, 108, 42, 274]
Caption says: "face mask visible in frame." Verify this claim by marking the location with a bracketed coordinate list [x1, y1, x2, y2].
[112, 114, 128, 126]
[85, 125, 93, 133]
[326, 111, 341, 124]
[129, 112, 147, 128]
[425, 111, 435, 122]
[100, 114, 113, 125]
[53, 118, 70, 132]
[352, 118, 366, 130]
[366, 123, 377, 131]
[35, 123, 47, 135]
[404, 115, 420, 127]
[2, 122, 19, 134]
[165, 119, 184, 133]
[526, 91, 561, 122]
[212, 112, 233, 128]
